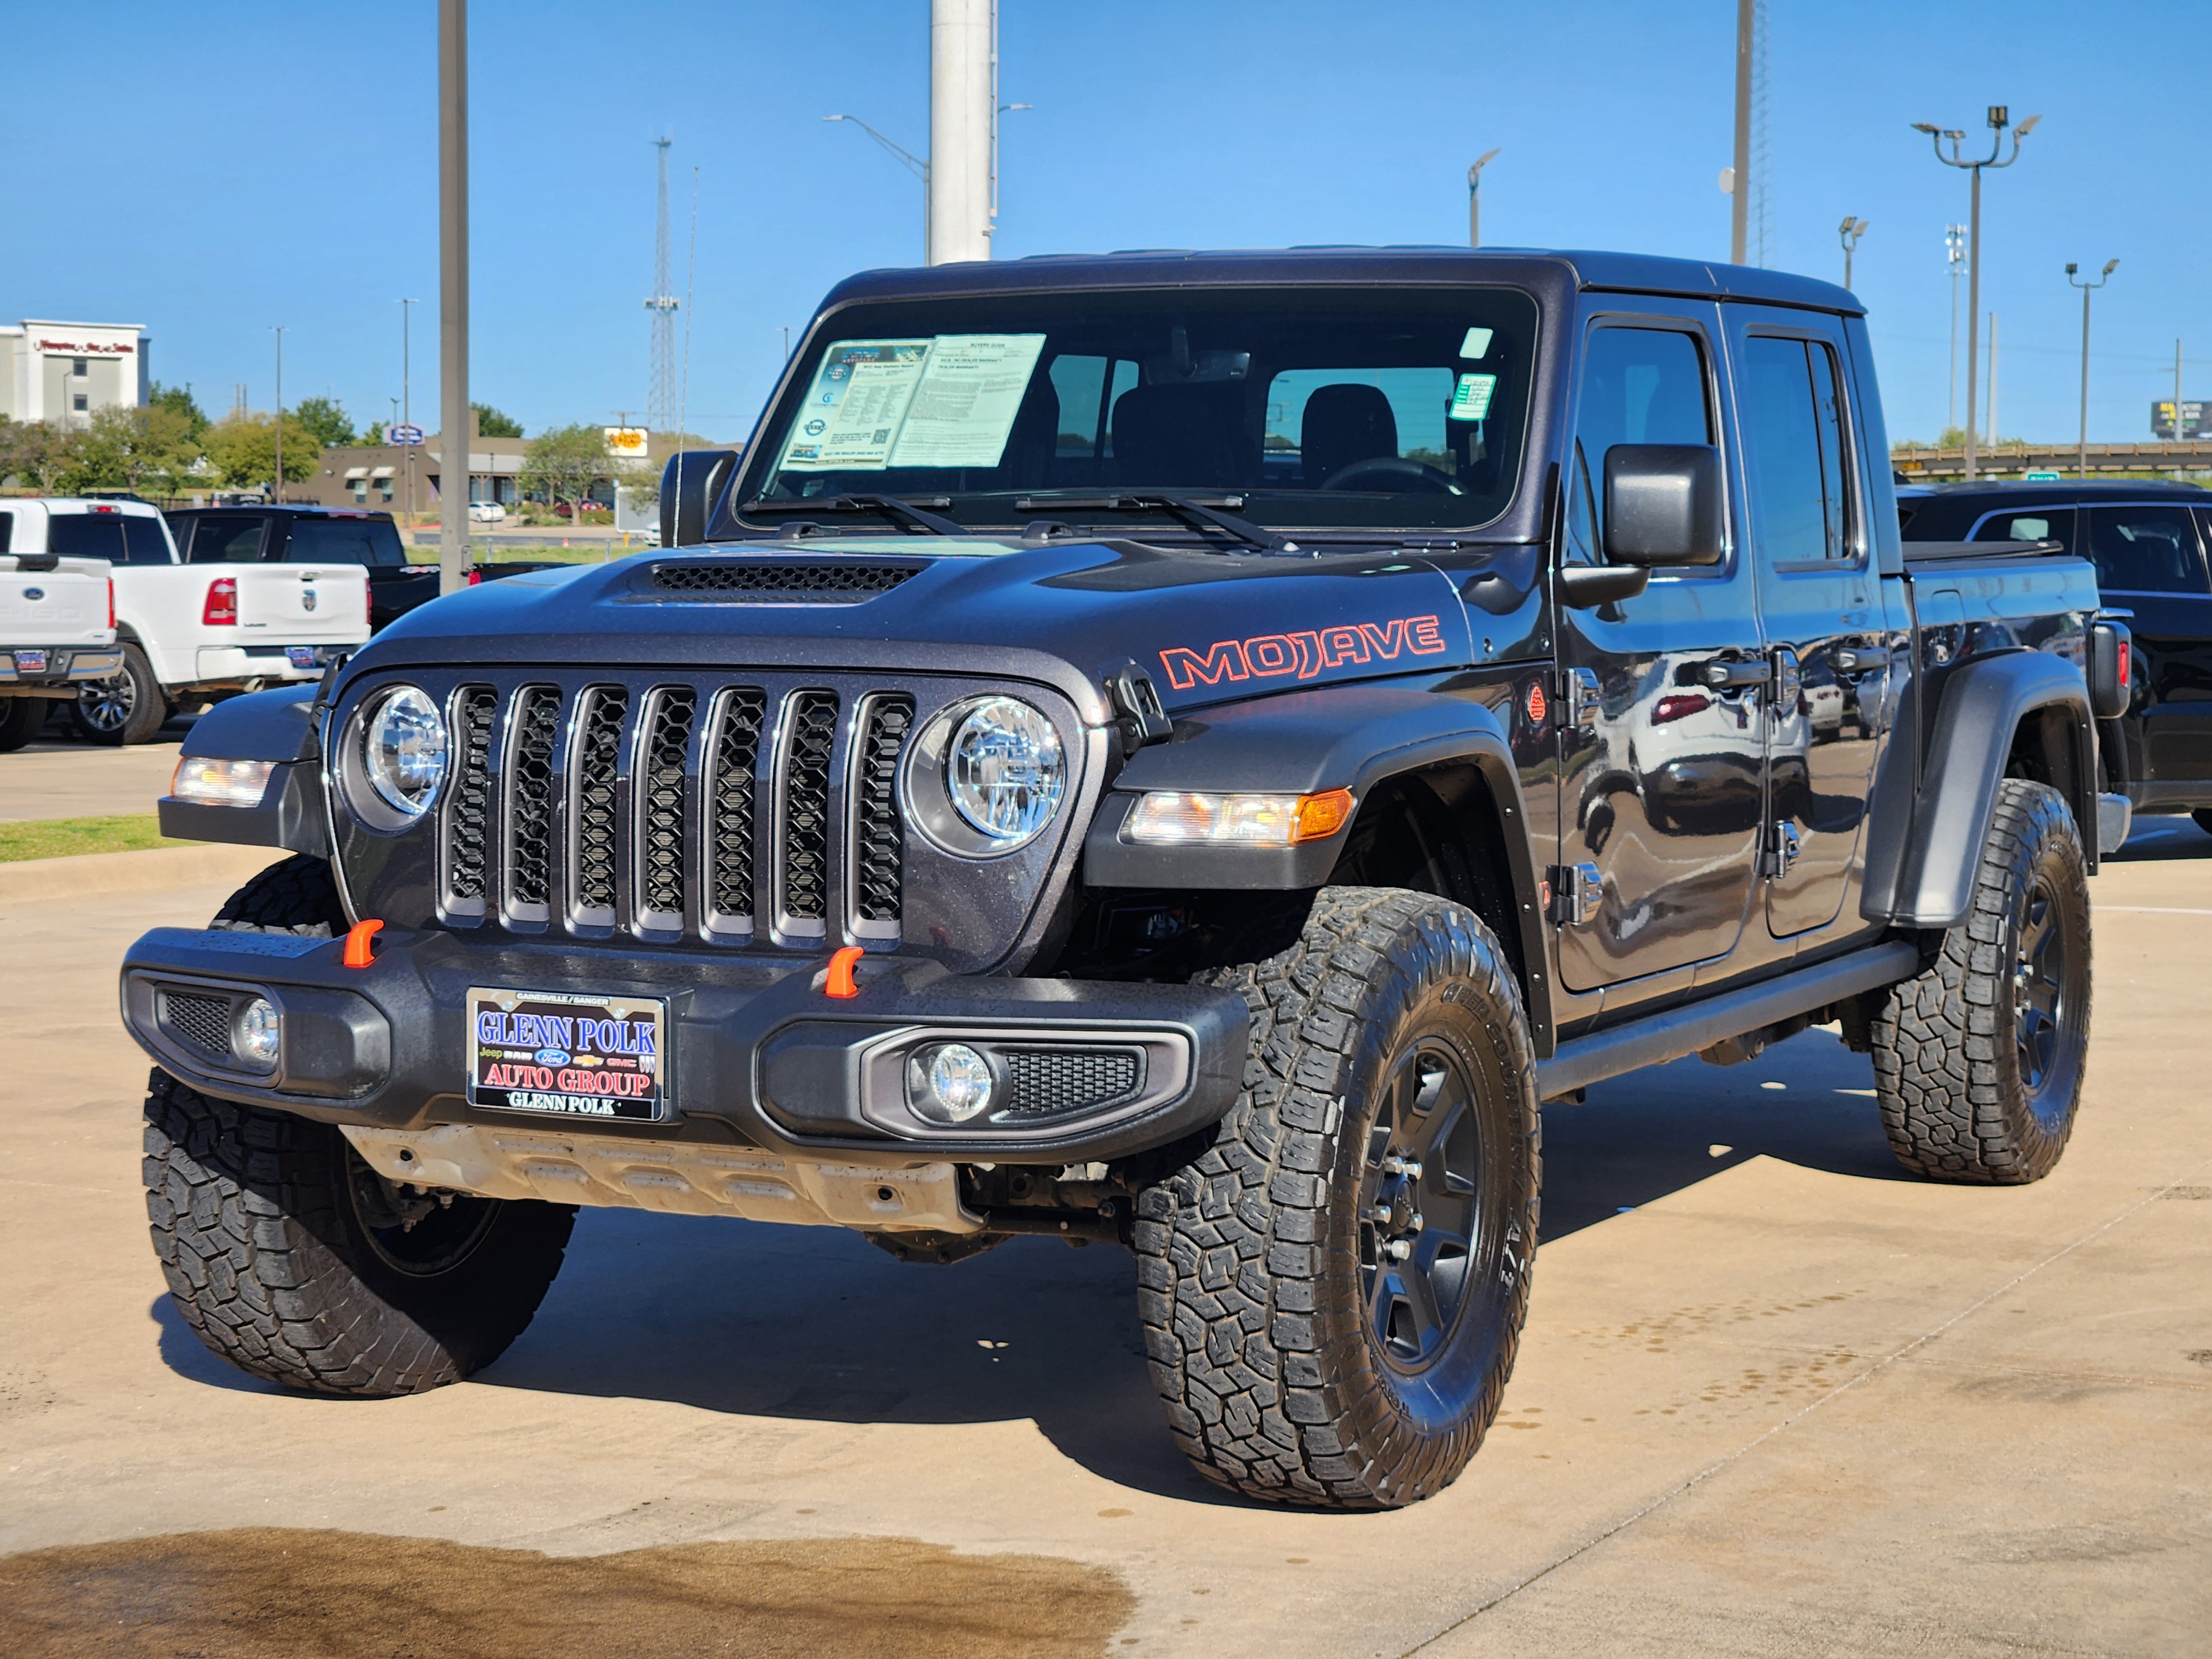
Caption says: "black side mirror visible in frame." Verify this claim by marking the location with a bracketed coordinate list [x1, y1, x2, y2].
[1602, 444, 1725, 567]
[2088, 618, 2132, 719]
[659, 450, 739, 548]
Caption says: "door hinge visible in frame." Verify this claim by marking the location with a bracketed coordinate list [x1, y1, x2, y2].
[1764, 821, 1802, 878]
[1562, 667, 1601, 728]
[1768, 645, 1803, 708]
[1548, 862, 1603, 926]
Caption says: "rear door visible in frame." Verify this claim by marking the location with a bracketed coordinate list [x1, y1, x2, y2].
[2087, 504, 2212, 799]
[230, 520, 371, 640]
[1725, 313, 1886, 937]
[281, 515, 422, 632]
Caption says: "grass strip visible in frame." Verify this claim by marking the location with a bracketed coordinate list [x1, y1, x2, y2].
[0, 813, 201, 863]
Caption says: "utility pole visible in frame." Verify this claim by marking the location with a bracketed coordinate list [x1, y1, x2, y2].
[2066, 259, 2117, 479]
[2177, 341, 2187, 455]
[1730, 0, 1752, 264]
[1838, 216, 1867, 289]
[400, 298, 416, 526]
[438, 0, 469, 596]
[1468, 148, 1501, 248]
[1986, 312, 1999, 451]
[270, 327, 283, 504]
[1913, 105, 2040, 482]
[646, 137, 680, 438]
[1946, 225, 1966, 432]
[928, 0, 993, 263]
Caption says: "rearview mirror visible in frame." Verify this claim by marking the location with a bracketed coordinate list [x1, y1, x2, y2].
[659, 449, 740, 548]
[1602, 444, 1724, 567]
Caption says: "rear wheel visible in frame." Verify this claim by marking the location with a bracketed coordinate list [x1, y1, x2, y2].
[71, 640, 168, 745]
[0, 697, 48, 752]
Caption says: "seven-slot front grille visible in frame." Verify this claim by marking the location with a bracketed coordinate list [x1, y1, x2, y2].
[440, 677, 936, 948]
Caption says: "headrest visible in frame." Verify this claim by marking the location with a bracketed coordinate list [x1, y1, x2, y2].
[1301, 383, 1399, 486]
[1110, 383, 1250, 489]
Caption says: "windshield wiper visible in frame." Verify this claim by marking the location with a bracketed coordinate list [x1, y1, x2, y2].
[1014, 491, 1287, 552]
[741, 493, 965, 535]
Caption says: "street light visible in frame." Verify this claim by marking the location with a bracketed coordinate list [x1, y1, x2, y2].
[1945, 225, 1966, 431]
[1468, 148, 1501, 249]
[272, 326, 285, 504]
[1838, 216, 1867, 290]
[826, 113, 930, 263]
[2065, 259, 2119, 480]
[1913, 105, 2039, 482]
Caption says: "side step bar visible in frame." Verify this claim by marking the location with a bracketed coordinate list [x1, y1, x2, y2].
[1535, 939, 1921, 1101]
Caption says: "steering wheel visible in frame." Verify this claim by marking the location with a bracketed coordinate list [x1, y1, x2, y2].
[1317, 456, 1464, 495]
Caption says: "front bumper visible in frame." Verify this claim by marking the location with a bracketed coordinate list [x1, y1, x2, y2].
[118, 927, 1249, 1168]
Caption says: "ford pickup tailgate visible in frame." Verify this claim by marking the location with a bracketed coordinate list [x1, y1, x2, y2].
[233, 564, 369, 640]
[0, 557, 112, 647]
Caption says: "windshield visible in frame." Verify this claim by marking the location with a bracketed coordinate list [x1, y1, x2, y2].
[740, 285, 1540, 535]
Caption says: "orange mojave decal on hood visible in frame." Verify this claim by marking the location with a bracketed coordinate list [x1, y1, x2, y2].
[1159, 614, 1451, 691]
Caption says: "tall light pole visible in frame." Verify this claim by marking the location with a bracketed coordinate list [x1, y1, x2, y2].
[1838, 216, 1867, 289]
[1468, 148, 1501, 248]
[438, 0, 469, 596]
[2066, 259, 2118, 480]
[929, 0, 993, 263]
[400, 297, 418, 526]
[825, 114, 930, 263]
[1913, 105, 2039, 482]
[1730, 0, 1752, 264]
[1945, 224, 1966, 432]
[272, 326, 285, 503]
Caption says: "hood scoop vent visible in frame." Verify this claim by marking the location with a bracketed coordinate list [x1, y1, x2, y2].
[649, 559, 926, 603]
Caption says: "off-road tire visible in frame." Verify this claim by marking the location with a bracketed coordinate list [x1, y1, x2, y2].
[1135, 886, 1540, 1509]
[0, 696, 48, 752]
[71, 640, 167, 745]
[143, 855, 577, 1396]
[1870, 780, 2091, 1183]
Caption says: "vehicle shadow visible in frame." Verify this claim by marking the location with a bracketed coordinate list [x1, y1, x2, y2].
[2105, 815, 2212, 862]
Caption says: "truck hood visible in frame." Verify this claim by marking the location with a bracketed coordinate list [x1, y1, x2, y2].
[343, 536, 1515, 722]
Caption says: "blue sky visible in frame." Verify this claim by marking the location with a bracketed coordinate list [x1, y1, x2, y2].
[7, 0, 2204, 447]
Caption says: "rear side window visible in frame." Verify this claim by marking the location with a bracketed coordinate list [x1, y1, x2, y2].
[1971, 507, 2078, 556]
[119, 515, 174, 564]
[186, 517, 269, 563]
[0, 513, 11, 552]
[2086, 505, 2209, 594]
[1741, 335, 1855, 562]
[284, 518, 405, 567]
[46, 514, 127, 561]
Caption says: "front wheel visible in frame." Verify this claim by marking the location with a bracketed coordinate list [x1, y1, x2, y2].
[71, 640, 168, 745]
[1135, 887, 1540, 1509]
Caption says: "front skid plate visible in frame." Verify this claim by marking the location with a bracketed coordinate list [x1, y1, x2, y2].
[339, 1123, 986, 1234]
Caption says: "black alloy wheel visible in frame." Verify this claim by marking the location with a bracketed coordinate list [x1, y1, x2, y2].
[2012, 877, 2070, 1106]
[345, 1150, 505, 1278]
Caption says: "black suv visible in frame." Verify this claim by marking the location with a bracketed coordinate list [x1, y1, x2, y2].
[1901, 481, 2212, 829]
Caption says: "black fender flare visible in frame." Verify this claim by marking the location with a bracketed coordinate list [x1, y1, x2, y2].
[1861, 649, 2095, 929]
[154, 683, 328, 857]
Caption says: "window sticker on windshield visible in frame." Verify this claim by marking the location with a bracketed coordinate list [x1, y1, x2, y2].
[886, 335, 1048, 468]
[778, 339, 933, 471]
[1449, 372, 1498, 421]
[1458, 327, 1494, 359]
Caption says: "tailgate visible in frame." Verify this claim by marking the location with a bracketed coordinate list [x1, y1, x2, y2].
[0, 571, 110, 645]
[233, 566, 369, 639]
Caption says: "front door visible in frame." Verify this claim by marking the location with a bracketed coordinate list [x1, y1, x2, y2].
[1727, 315, 1886, 937]
[1554, 305, 1767, 993]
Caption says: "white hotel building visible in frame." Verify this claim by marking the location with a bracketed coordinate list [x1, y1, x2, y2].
[1, 319, 150, 427]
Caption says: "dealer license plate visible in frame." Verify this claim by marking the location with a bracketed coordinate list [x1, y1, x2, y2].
[288, 646, 319, 670]
[466, 988, 666, 1121]
[15, 650, 46, 674]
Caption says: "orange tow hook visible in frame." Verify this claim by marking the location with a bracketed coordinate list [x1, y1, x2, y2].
[343, 919, 384, 968]
[825, 945, 864, 998]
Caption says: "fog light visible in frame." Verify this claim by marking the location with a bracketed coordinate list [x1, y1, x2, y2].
[234, 997, 280, 1071]
[910, 1043, 994, 1124]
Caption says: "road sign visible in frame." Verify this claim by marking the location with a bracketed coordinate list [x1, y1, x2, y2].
[2024, 470, 2062, 482]
[388, 423, 426, 446]
[604, 426, 650, 458]
[2152, 401, 2207, 441]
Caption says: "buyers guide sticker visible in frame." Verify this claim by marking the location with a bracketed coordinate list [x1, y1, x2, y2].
[467, 988, 665, 1121]
[774, 333, 1047, 472]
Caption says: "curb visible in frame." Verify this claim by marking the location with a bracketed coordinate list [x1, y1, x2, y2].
[0, 843, 286, 907]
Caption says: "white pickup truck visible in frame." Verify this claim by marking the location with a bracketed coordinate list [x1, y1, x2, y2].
[0, 499, 371, 744]
[0, 538, 120, 752]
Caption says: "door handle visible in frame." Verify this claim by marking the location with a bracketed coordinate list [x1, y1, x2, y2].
[1829, 640, 1882, 674]
[1699, 659, 1772, 689]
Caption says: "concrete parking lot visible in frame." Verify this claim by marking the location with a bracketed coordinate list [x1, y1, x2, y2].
[1, 750, 2208, 1654]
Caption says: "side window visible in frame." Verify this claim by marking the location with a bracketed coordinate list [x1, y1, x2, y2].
[121, 515, 174, 565]
[1741, 336, 1855, 563]
[1971, 508, 2079, 556]
[186, 517, 268, 563]
[1566, 326, 1712, 566]
[286, 519, 403, 567]
[2087, 505, 2209, 594]
[1047, 355, 1108, 459]
[0, 512, 11, 553]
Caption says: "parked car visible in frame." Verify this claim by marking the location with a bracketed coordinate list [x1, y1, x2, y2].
[1900, 481, 2212, 832]
[0, 499, 372, 744]
[467, 502, 507, 524]
[127, 247, 2124, 1510]
[0, 529, 120, 752]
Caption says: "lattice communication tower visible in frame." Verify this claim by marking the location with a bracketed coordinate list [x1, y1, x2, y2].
[646, 137, 680, 437]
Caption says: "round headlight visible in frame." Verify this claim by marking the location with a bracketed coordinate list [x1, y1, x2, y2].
[946, 696, 1065, 849]
[363, 686, 448, 818]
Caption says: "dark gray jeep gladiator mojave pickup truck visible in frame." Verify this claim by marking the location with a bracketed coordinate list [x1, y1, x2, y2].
[125, 249, 2131, 1510]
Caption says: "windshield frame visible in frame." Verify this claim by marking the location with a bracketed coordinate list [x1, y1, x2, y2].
[729, 280, 1546, 545]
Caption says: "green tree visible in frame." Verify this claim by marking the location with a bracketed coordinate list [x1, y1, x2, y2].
[0, 419, 84, 493]
[472, 401, 524, 438]
[293, 395, 357, 448]
[148, 381, 209, 441]
[520, 423, 611, 517]
[67, 404, 203, 497]
[205, 412, 321, 492]
[364, 419, 387, 446]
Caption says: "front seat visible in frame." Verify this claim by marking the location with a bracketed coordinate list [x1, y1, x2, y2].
[1302, 383, 1399, 486]
[1109, 383, 1250, 488]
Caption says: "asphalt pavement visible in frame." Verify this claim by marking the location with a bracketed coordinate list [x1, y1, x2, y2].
[1, 816, 2207, 1655]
